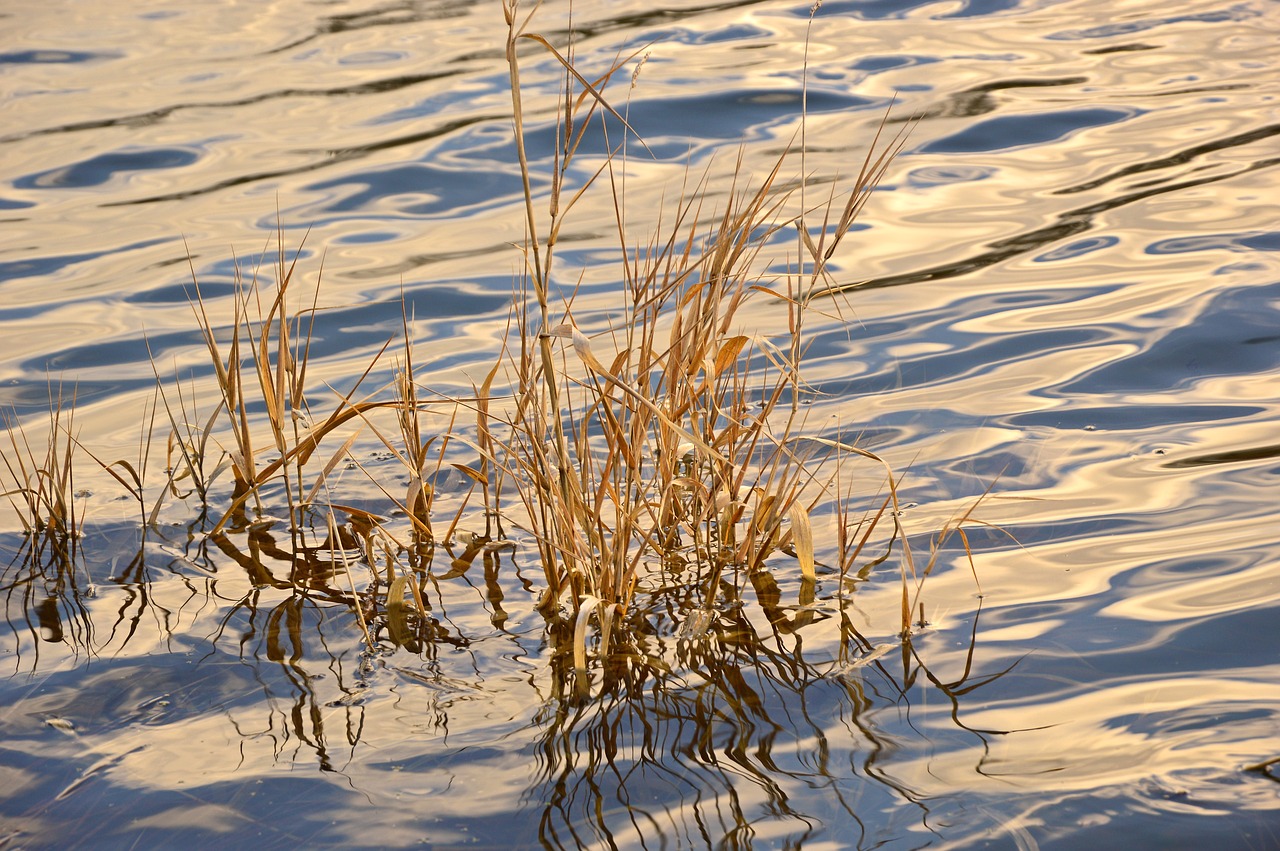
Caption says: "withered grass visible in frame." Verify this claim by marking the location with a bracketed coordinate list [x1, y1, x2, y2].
[1, 2, 990, 689]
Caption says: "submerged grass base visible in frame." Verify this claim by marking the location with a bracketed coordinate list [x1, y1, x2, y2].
[1, 2, 991, 694]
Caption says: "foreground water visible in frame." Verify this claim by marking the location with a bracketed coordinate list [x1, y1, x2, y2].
[3, 0, 1279, 847]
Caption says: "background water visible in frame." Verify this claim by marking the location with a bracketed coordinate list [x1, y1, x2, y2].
[3, 0, 1279, 848]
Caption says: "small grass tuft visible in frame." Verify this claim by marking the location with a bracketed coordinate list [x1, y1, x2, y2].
[2, 380, 84, 559]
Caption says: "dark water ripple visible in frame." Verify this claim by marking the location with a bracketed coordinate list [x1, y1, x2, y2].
[921, 106, 1137, 153]
[1058, 279, 1280, 393]
[808, 0, 1023, 20]
[15, 147, 202, 191]
[1046, 2, 1262, 40]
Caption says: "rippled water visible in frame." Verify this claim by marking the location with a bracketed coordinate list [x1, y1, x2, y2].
[3, 0, 1279, 847]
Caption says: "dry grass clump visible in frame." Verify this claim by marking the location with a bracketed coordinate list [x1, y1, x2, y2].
[494, 0, 931, 682]
[2, 383, 84, 566]
[1, 3, 988, 689]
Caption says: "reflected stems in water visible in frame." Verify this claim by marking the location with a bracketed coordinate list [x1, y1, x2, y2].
[529, 598, 1017, 850]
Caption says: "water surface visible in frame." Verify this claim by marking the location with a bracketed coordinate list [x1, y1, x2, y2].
[2, 0, 1279, 847]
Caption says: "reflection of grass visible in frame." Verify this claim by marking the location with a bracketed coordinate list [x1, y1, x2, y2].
[0, 4, 990, 689]
[533, 600, 1015, 848]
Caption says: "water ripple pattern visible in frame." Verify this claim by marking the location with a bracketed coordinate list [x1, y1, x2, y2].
[2, 0, 1279, 848]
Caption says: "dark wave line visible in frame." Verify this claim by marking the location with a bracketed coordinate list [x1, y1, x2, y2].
[1055, 121, 1280, 194]
[826, 151, 1280, 295]
[98, 114, 501, 208]
[261, 0, 476, 57]
[1163, 442, 1280, 470]
[0, 71, 462, 146]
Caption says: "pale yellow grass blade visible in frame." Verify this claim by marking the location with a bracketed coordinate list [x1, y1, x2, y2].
[790, 505, 816, 583]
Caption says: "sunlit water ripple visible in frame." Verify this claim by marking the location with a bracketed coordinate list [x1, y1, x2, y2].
[2, 0, 1278, 847]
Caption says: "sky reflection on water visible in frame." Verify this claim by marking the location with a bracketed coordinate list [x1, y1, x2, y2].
[2, 0, 1279, 847]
